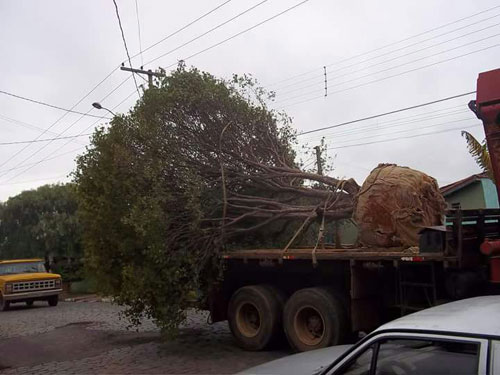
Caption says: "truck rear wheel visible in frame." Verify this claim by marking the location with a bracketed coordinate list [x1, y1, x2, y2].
[283, 287, 347, 352]
[228, 285, 285, 351]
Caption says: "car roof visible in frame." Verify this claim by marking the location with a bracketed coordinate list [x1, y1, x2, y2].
[376, 296, 500, 337]
[0, 259, 44, 264]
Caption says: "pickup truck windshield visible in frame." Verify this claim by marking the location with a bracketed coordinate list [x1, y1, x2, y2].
[0, 262, 46, 275]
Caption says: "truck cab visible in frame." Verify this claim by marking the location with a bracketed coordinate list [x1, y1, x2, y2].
[0, 259, 63, 310]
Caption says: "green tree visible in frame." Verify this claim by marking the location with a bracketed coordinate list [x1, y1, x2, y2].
[462, 131, 493, 179]
[74, 65, 357, 334]
[0, 184, 82, 262]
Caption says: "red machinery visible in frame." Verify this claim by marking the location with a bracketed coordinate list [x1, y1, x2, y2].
[471, 68, 500, 283]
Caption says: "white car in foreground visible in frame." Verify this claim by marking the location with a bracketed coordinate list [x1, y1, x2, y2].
[241, 296, 500, 375]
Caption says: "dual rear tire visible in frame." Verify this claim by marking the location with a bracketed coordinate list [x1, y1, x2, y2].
[228, 285, 347, 352]
[228, 285, 286, 351]
[283, 287, 347, 352]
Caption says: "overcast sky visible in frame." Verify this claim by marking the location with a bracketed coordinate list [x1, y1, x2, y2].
[1, 0, 499, 201]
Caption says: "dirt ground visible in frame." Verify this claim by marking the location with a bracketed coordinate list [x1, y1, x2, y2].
[0, 300, 289, 374]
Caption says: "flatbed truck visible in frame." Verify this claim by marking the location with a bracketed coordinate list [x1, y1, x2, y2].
[207, 69, 500, 352]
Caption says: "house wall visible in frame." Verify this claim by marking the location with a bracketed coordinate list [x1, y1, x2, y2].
[481, 178, 499, 208]
[444, 181, 486, 209]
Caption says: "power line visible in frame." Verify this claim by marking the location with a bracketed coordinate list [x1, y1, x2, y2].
[145, 0, 269, 66]
[279, 43, 498, 109]
[0, 113, 86, 145]
[0, 133, 91, 146]
[325, 122, 481, 150]
[134, 0, 143, 66]
[0, 82, 121, 172]
[162, 0, 312, 69]
[299, 107, 471, 143]
[0, 110, 104, 179]
[297, 91, 476, 136]
[115, 0, 313, 104]
[3, 0, 237, 179]
[0, 68, 136, 181]
[299, 104, 467, 141]
[61, 0, 234, 114]
[0, 90, 112, 119]
[0, 1, 234, 180]
[2, 90, 137, 183]
[302, 156, 318, 169]
[266, 4, 500, 88]
[106, 0, 254, 105]
[0, 146, 86, 175]
[130, 0, 234, 60]
[112, 0, 141, 98]
[323, 117, 474, 146]
[276, 20, 500, 97]
[280, 29, 500, 103]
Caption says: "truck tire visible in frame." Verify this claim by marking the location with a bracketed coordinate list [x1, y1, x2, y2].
[48, 295, 59, 307]
[283, 287, 347, 352]
[0, 295, 10, 311]
[228, 285, 286, 351]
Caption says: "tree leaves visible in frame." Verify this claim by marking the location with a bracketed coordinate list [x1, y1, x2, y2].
[461, 131, 493, 179]
[74, 65, 358, 334]
[0, 184, 81, 261]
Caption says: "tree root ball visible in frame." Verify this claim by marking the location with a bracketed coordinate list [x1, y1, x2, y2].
[353, 163, 447, 247]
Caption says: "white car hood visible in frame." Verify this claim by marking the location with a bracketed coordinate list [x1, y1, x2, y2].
[239, 345, 352, 375]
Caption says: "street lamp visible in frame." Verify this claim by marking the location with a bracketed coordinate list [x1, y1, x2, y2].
[92, 102, 116, 117]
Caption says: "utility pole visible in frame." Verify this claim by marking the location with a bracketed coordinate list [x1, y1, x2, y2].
[120, 65, 163, 88]
[314, 145, 323, 176]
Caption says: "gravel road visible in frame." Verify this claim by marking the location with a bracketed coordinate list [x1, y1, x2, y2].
[0, 301, 288, 374]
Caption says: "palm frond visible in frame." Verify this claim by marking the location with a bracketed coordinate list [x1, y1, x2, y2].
[461, 131, 494, 179]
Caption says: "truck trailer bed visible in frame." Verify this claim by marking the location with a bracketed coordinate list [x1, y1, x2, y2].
[222, 247, 458, 262]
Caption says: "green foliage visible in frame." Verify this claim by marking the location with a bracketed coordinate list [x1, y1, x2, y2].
[0, 184, 82, 262]
[462, 131, 493, 179]
[74, 66, 296, 334]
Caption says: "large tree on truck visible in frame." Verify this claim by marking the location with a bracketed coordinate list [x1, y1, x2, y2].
[74, 65, 360, 333]
[76, 64, 460, 352]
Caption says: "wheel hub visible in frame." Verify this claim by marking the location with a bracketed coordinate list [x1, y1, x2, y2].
[236, 302, 261, 338]
[294, 306, 326, 346]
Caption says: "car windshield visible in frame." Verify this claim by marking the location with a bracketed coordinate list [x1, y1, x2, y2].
[0, 262, 46, 275]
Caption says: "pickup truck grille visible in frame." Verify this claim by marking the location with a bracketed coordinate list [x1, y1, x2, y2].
[12, 279, 56, 293]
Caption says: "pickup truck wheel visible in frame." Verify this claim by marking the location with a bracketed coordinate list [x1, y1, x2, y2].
[26, 301, 34, 307]
[228, 285, 285, 351]
[283, 287, 347, 352]
[48, 295, 58, 307]
[0, 296, 10, 311]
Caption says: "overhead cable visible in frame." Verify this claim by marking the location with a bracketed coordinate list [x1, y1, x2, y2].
[161, 0, 312, 69]
[279, 43, 498, 109]
[325, 123, 481, 150]
[134, 0, 143, 66]
[130, 0, 234, 60]
[112, 0, 141, 98]
[0, 90, 111, 119]
[0, 133, 91, 146]
[297, 91, 476, 136]
[277, 21, 500, 96]
[266, 3, 500, 87]
[145, 0, 270, 66]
